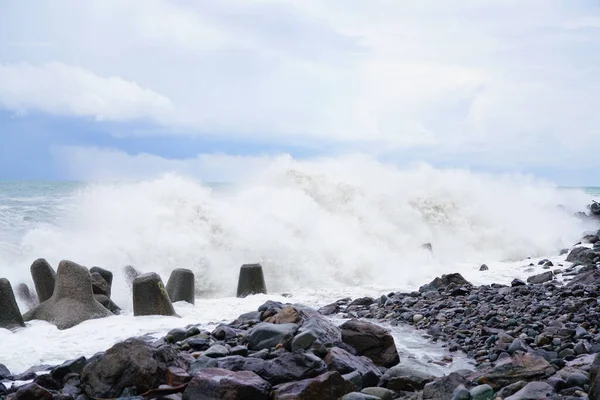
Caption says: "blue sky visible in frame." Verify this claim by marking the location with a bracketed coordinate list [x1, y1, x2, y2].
[1, 1, 600, 184]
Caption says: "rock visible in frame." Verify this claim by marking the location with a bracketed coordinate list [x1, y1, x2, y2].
[236, 263, 267, 298]
[166, 366, 191, 386]
[566, 246, 600, 265]
[246, 322, 298, 351]
[423, 372, 468, 400]
[496, 381, 527, 399]
[189, 356, 219, 374]
[183, 368, 270, 400]
[166, 268, 195, 304]
[526, 271, 553, 284]
[343, 393, 380, 400]
[566, 268, 600, 286]
[324, 347, 382, 388]
[90, 272, 110, 297]
[51, 356, 87, 382]
[89, 266, 113, 290]
[94, 294, 121, 314]
[217, 353, 327, 385]
[292, 330, 318, 351]
[212, 325, 238, 341]
[511, 279, 526, 287]
[566, 371, 589, 388]
[15, 283, 38, 310]
[470, 384, 494, 400]
[271, 371, 354, 400]
[265, 305, 302, 324]
[339, 319, 399, 367]
[360, 387, 394, 400]
[480, 264, 489, 271]
[344, 371, 364, 391]
[132, 272, 178, 317]
[0, 363, 10, 380]
[203, 344, 229, 358]
[452, 384, 470, 400]
[471, 353, 555, 390]
[504, 381, 556, 400]
[81, 338, 185, 398]
[0, 278, 26, 329]
[294, 305, 343, 346]
[23, 260, 112, 329]
[382, 365, 435, 391]
[30, 258, 56, 302]
[14, 383, 52, 400]
[419, 273, 472, 292]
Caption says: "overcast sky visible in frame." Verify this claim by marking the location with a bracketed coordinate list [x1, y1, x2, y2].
[1, 0, 599, 184]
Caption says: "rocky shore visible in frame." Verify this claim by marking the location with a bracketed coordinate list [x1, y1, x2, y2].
[0, 207, 599, 399]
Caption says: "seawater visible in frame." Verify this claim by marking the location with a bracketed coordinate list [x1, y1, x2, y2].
[0, 158, 598, 374]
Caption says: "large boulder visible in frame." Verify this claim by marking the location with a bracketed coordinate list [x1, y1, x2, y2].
[90, 267, 113, 297]
[271, 371, 355, 400]
[132, 272, 178, 317]
[0, 278, 25, 330]
[339, 319, 399, 367]
[419, 273, 472, 293]
[246, 322, 298, 351]
[30, 258, 56, 302]
[324, 347, 381, 388]
[566, 247, 600, 265]
[265, 305, 342, 346]
[81, 338, 186, 398]
[471, 353, 555, 390]
[526, 271, 553, 284]
[217, 352, 327, 385]
[166, 268, 195, 304]
[23, 260, 112, 330]
[183, 368, 270, 400]
[237, 263, 267, 298]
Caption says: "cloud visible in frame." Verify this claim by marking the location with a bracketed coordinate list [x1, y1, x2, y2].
[0, 62, 173, 121]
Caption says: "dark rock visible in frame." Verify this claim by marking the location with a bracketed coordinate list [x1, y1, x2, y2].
[94, 294, 121, 314]
[496, 381, 527, 399]
[526, 271, 553, 284]
[470, 384, 494, 400]
[419, 273, 472, 292]
[324, 347, 381, 388]
[0, 363, 10, 379]
[271, 371, 354, 400]
[347, 297, 375, 307]
[81, 338, 186, 398]
[452, 384, 470, 400]
[203, 344, 229, 358]
[90, 272, 110, 297]
[236, 263, 267, 298]
[566, 247, 599, 265]
[217, 353, 327, 385]
[30, 258, 56, 302]
[189, 356, 219, 374]
[504, 381, 556, 399]
[14, 383, 52, 400]
[23, 260, 112, 329]
[0, 278, 26, 329]
[166, 366, 191, 386]
[292, 330, 318, 351]
[89, 267, 113, 290]
[183, 368, 270, 400]
[212, 324, 238, 341]
[471, 353, 555, 390]
[51, 356, 86, 382]
[511, 279, 526, 287]
[33, 374, 61, 391]
[339, 319, 399, 367]
[246, 322, 298, 351]
[166, 268, 195, 304]
[479, 264, 489, 271]
[382, 365, 435, 391]
[132, 272, 178, 317]
[567, 268, 600, 286]
[423, 372, 468, 400]
[589, 353, 600, 398]
[565, 372, 589, 388]
[360, 387, 394, 400]
[15, 283, 38, 310]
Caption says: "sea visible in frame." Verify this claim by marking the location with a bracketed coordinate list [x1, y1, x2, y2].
[0, 159, 599, 376]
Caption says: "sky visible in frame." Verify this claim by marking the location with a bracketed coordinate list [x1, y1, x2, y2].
[1, 0, 600, 184]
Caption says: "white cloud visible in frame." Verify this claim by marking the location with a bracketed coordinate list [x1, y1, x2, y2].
[0, 62, 173, 121]
[1, 0, 600, 166]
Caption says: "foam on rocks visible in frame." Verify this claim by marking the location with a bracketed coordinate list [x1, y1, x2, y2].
[23, 260, 112, 330]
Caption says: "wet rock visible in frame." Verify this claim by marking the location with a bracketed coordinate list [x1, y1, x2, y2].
[360, 387, 394, 400]
[526, 271, 553, 284]
[504, 381, 556, 400]
[339, 319, 399, 367]
[246, 322, 298, 351]
[496, 381, 527, 399]
[271, 371, 354, 400]
[183, 368, 270, 400]
[419, 273, 472, 293]
[236, 263, 267, 298]
[23, 260, 112, 329]
[470, 384, 494, 400]
[90, 272, 110, 298]
[30, 258, 56, 303]
[189, 356, 219, 374]
[89, 267, 113, 291]
[511, 279, 526, 287]
[132, 272, 178, 317]
[381, 365, 435, 391]
[94, 294, 121, 314]
[324, 347, 382, 388]
[81, 338, 186, 398]
[292, 330, 318, 351]
[480, 264, 489, 271]
[566, 246, 600, 265]
[212, 325, 237, 341]
[452, 384, 470, 400]
[51, 356, 86, 382]
[471, 353, 555, 390]
[203, 344, 229, 358]
[0, 278, 26, 329]
[166, 268, 195, 304]
[14, 383, 52, 400]
[423, 372, 468, 400]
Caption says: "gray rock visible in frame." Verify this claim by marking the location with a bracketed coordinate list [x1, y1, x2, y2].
[526, 271, 553, 284]
[0, 278, 25, 330]
[471, 353, 555, 390]
[23, 260, 112, 330]
[423, 373, 468, 400]
[505, 381, 556, 400]
[419, 273, 472, 292]
[452, 384, 470, 400]
[203, 344, 230, 358]
[166, 268, 195, 304]
[15, 283, 38, 310]
[343, 371, 364, 391]
[90, 272, 110, 297]
[324, 347, 382, 388]
[470, 384, 494, 400]
[360, 387, 394, 400]
[480, 264, 489, 271]
[236, 263, 267, 298]
[189, 356, 219, 375]
[0, 363, 11, 379]
[342, 393, 380, 400]
[94, 294, 121, 314]
[508, 338, 529, 354]
[292, 329, 318, 351]
[14, 383, 52, 400]
[566, 246, 600, 265]
[339, 319, 399, 367]
[382, 365, 435, 391]
[183, 368, 270, 400]
[132, 272, 178, 317]
[89, 267, 113, 289]
[246, 322, 298, 351]
[565, 371, 589, 388]
[496, 381, 527, 399]
[270, 371, 354, 400]
[30, 258, 56, 302]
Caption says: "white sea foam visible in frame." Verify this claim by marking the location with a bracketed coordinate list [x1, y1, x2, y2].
[0, 156, 596, 374]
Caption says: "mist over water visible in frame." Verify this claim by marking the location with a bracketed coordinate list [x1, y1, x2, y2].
[0, 156, 595, 310]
